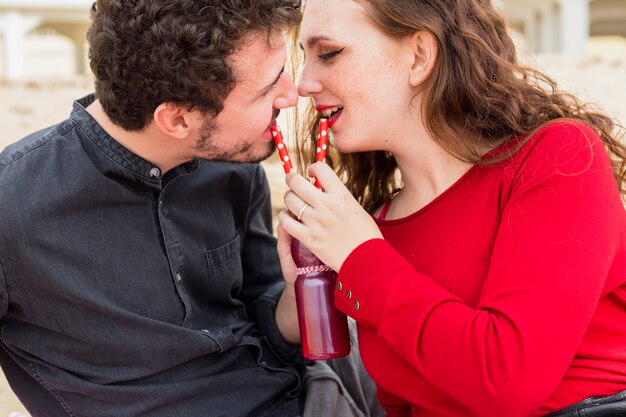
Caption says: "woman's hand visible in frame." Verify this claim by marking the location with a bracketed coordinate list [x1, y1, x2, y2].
[278, 162, 383, 272]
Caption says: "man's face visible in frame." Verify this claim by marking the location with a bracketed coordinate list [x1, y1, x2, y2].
[193, 31, 297, 163]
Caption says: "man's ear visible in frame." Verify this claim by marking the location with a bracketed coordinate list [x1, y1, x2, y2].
[407, 31, 438, 88]
[153, 103, 197, 139]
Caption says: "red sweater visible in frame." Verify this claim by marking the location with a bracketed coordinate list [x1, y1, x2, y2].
[335, 121, 626, 417]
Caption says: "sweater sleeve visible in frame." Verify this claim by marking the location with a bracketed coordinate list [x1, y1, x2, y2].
[376, 387, 412, 417]
[335, 122, 625, 417]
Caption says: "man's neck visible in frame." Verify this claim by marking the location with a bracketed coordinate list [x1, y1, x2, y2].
[85, 100, 186, 173]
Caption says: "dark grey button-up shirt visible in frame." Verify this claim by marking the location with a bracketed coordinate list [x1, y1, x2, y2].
[0, 95, 304, 417]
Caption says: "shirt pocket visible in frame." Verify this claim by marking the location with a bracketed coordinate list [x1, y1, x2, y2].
[203, 234, 244, 325]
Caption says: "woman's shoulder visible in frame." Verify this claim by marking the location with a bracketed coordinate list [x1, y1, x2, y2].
[529, 118, 601, 149]
[508, 119, 607, 174]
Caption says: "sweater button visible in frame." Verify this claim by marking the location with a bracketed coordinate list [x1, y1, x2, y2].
[346, 290, 352, 300]
[336, 281, 343, 291]
[354, 301, 360, 311]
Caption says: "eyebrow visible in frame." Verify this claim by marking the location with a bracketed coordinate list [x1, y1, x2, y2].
[299, 35, 333, 50]
[260, 66, 285, 95]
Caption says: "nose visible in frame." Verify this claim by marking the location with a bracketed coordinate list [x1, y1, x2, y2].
[274, 72, 298, 109]
[297, 63, 322, 98]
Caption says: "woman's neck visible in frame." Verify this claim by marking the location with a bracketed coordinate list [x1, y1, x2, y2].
[386, 128, 473, 220]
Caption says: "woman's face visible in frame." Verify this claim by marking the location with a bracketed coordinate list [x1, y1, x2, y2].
[297, 0, 417, 153]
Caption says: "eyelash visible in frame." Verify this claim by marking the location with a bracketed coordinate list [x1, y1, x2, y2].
[318, 47, 345, 61]
[262, 84, 278, 97]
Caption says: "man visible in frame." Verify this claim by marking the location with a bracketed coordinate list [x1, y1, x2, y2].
[0, 1, 380, 416]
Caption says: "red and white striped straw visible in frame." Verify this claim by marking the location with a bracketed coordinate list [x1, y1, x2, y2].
[270, 123, 293, 175]
[313, 118, 329, 189]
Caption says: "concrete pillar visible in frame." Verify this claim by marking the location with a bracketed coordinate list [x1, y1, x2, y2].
[523, 11, 538, 52]
[72, 35, 86, 74]
[559, 0, 589, 55]
[539, 3, 556, 53]
[48, 24, 89, 75]
[1, 12, 42, 80]
[551, 2, 563, 52]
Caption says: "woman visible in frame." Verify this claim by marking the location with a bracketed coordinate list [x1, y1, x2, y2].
[277, 0, 626, 416]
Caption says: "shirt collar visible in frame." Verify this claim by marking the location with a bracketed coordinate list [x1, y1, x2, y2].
[69, 94, 197, 188]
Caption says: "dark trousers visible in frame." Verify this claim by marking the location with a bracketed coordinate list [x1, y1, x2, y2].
[545, 389, 626, 416]
[302, 320, 384, 417]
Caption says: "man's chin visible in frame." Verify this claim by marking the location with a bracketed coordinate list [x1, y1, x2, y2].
[239, 142, 277, 164]
[252, 146, 277, 164]
[206, 144, 276, 165]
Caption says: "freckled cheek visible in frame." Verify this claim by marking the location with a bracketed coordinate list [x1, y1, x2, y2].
[344, 87, 375, 121]
[322, 62, 355, 93]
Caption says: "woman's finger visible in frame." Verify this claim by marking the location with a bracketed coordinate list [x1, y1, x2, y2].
[307, 162, 345, 194]
[285, 172, 323, 205]
[277, 208, 308, 242]
[283, 190, 313, 221]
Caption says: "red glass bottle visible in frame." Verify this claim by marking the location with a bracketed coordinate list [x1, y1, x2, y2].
[291, 238, 351, 360]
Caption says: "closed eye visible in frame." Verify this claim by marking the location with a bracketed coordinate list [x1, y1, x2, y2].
[260, 67, 285, 97]
[318, 47, 345, 60]
[261, 83, 278, 97]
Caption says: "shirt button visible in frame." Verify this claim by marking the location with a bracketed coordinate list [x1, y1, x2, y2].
[336, 281, 343, 291]
[176, 273, 182, 282]
[354, 301, 360, 311]
[149, 167, 161, 178]
[346, 290, 352, 300]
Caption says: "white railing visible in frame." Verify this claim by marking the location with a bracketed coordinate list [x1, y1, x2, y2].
[0, 1, 92, 80]
[499, 0, 590, 55]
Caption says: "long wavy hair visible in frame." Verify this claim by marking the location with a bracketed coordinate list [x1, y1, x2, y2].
[293, 0, 626, 213]
[88, 0, 301, 131]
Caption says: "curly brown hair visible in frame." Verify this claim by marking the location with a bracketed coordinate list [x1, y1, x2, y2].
[87, 0, 301, 131]
[293, 0, 626, 213]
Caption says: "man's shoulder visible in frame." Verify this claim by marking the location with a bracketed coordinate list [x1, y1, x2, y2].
[0, 119, 76, 177]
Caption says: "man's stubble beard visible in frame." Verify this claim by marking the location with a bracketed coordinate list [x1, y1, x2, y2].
[195, 117, 276, 164]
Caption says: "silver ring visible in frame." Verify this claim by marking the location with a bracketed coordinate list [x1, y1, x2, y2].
[296, 203, 310, 221]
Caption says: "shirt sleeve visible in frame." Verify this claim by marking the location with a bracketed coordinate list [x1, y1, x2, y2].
[240, 164, 305, 365]
[336, 122, 625, 416]
[0, 257, 7, 318]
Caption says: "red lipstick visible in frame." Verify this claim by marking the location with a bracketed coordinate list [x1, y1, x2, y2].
[315, 105, 342, 128]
